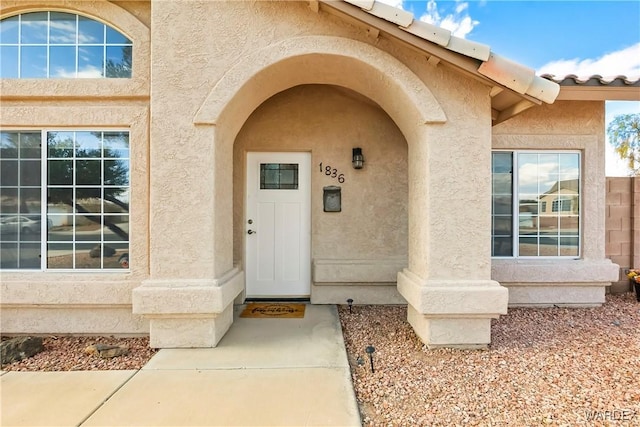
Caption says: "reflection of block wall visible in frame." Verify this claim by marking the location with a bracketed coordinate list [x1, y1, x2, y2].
[605, 177, 638, 293]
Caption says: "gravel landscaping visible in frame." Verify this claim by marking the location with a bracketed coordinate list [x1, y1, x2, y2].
[1, 336, 156, 371]
[2, 293, 639, 426]
[338, 293, 640, 426]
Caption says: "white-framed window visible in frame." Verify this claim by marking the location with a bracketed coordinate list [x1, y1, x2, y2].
[491, 151, 581, 258]
[0, 130, 130, 270]
[0, 11, 132, 78]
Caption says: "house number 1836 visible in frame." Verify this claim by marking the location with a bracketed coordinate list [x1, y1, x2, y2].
[319, 163, 345, 183]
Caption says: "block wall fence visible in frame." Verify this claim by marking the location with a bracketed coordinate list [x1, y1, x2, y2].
[605, 177, 640, 293]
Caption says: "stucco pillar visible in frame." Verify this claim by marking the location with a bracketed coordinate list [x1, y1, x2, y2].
[130, 0, 245, 347]
[132, 122, 243, 348]
[398, 124, 508, 348]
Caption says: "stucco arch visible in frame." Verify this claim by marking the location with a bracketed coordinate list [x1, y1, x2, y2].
[137, 32, 507, 351]
[194, 35, 446, 144]
[194, 35, 447, 280]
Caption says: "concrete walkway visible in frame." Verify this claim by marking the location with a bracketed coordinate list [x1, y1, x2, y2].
[1, 305, 361, 427]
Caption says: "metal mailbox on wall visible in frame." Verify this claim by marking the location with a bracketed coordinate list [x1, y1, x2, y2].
[323, 186, 341, 212]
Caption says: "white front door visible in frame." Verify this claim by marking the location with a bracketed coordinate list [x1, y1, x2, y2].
[245, 152, 311, 298]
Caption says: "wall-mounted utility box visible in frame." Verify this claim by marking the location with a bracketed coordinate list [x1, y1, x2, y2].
[323, 186, 341, 212]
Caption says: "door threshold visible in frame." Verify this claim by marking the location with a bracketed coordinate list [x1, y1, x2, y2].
[245, 297, 311, 303]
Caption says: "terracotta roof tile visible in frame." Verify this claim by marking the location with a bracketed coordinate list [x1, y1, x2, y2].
[541, 74, 640, 87]
[323, 0, 639, 118]
[341, 0, 558, 104]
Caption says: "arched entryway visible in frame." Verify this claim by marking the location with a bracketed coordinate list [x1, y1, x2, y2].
[135, 35, 507, 349]
[194, 34, 445, 280]
[232, 84, 409, 301]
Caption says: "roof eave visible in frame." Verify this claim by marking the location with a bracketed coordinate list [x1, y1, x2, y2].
[555, 86, 640, 101]
[317, 0, 547, 126]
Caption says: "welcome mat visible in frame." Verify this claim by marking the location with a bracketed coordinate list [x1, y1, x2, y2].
[240, 303, 306, 318]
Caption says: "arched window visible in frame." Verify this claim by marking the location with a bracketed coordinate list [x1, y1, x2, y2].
[0, 11, 132, 78]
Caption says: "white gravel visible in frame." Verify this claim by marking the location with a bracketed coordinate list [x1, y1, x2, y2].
[338, 293, 640, 426]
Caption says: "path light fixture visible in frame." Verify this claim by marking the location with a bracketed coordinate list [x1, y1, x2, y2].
[347, 298, 354, 314]
[365, 345, 376, 373]
[352, 148, 364, 169]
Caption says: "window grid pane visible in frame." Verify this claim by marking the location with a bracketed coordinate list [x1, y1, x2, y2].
[260, 163, 299, 190]
[1, 12, 132, 78]
[516, 151, 580, 258]
[0, 131, 42, 269]
[46, 131, 130, 270]
[491, 152, 513, 257]
[492, 151, 581, 258]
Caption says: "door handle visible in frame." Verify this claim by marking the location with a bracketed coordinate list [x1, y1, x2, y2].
[247, 230, 256, 235]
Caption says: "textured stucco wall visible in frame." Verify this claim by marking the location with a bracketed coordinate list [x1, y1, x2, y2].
[0, 0, 150, 334]
[492, 101, 618, 305]
[150, 0, 491, 288]
[1, 0, 536, 341]
[233, 85, 408, 266]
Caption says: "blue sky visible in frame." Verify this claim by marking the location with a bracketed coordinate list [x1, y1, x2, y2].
[380, 0, 640, 175]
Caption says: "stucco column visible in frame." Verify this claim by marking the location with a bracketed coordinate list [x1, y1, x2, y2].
[130, 0, 244, 348]
[398, 124, 508, 348]
[132, 117, 243, 348]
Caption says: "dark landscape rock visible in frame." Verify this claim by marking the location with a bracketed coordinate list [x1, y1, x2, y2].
[84, 343, 129, 358]
[1, 336, 44, 364]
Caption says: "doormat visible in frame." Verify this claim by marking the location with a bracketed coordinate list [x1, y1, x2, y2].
[240, 303, 306, 318]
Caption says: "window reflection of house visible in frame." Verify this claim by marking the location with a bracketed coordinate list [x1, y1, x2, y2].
[539, 179, 579, 215]
[538, 179, 579, 235]
[493, 152, 581, 258]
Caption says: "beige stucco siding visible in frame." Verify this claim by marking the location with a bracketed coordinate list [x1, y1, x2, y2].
[4, 0, 614, 346]
[0, 1, 150, 334]
[233, 84, 408, 266]
[492, 101, 618, 305]
[149, 0, 491, 280]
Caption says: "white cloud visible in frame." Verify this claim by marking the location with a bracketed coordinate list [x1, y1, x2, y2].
[518, 161, 579, 194]
[54, 65, 102, 78]
[537, 43, 640, 79]
[538, 43, 640, 176]
[418, 0, 478, 38]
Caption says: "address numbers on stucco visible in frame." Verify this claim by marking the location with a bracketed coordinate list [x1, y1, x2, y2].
[319, 163, 345, 183]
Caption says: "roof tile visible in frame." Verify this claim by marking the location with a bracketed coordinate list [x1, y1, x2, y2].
[541, 74, 640, 87]
[366, 2, 413, 27]
[445, 36, 491, 62]
[401, 19, 451, 47]
[478, 53, 535, 95]
[343, 0, 375, 11]
[525, 75, 561, 104]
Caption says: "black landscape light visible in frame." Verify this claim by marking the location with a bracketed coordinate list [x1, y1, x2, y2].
[347, 298, 354, 314]
[365, 345, 375, 373]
